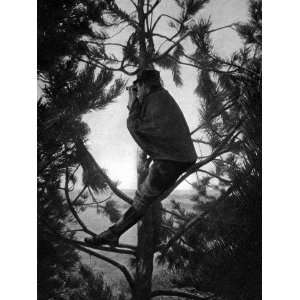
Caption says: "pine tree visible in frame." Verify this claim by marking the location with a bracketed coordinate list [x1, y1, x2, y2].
[38, 1, 261, 299]
[38, 0, 124, 298]
[157, 1, 261, 299]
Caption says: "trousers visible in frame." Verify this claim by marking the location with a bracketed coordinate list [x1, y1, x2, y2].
[132, 159, 194, 212]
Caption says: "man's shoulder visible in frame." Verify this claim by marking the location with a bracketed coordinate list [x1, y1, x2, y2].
[146, 88, 174, 105]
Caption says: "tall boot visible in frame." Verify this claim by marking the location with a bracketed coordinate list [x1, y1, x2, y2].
[85, 207, 143, 246]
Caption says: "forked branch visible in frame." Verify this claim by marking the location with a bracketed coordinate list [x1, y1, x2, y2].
[157, 184, 236, 254]
[74, 244, 135, 292]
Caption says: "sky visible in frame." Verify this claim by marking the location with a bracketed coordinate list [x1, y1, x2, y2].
[83, 0, 250, 190]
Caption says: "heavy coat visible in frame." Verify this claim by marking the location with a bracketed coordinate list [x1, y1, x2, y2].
[127, 86, 197, 163]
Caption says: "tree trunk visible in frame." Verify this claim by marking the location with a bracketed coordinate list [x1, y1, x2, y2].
[133, 149, 155, 300]
[133, 2, 162, 298]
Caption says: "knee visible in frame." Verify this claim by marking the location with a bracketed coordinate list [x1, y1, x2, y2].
[132, 192, 150, 214]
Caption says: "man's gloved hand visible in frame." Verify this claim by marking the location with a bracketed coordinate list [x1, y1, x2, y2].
[127, 85, 138, 110]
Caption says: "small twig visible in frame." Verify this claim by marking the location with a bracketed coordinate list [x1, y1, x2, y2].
[158, 185, 236, 254]
[162, 208, 187, 221]
[71, 164, 80, 178]
[161, 224, 194, 249]
[153, 26, 193, 61]
[64, 167, 96, 236]
[145, 0, 160, 16]
[151, 289, 215, 299]
[208, 23, 237, 34]
[185, 179, 194, 187]
[72, 185, 88, 205]
[105, 1, 138, 29]
[73, 202, 104, 208]
[190, 102, 236, 135]
[192, 138, 211, 145]
[151, 13, 181, 32]
[158, 211, 208, 254]
[196, 172, 201, 186]
[103, 42, 127, 48]
[197, 169, 232, 184]
[129, 0, 137, 9]
[88, 188, 113, 205]
[106, 24, 131, 40]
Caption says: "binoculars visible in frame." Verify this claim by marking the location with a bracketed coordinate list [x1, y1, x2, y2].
[126, 86, 137, 92]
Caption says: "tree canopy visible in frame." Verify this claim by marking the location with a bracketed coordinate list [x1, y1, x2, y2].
[37, 1, 261, 299]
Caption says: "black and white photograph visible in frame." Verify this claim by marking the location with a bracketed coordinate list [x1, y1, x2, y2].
[35, 1, 262, 299]
[4, 0, 300, 299]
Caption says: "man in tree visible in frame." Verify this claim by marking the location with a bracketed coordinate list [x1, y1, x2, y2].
[86, 69, 197, 246]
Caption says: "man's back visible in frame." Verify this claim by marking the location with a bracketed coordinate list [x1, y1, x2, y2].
[127, 87, 197, 163]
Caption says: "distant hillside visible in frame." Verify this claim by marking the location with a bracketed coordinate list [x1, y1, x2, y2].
[121, 188, 196, 206]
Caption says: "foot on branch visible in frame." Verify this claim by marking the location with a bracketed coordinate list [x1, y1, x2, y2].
[84, 228, 119, 247]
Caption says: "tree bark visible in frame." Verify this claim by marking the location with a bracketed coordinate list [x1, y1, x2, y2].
[133, 149, 155, 300]
[133, 2, 161, 298]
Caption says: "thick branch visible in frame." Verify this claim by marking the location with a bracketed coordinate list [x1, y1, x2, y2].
[42, 217, 136, 257]
[76, 121, 240, 210]
[76, 56, 137, 76]
[75, 121, 241, 247]
[75, 140, 134, 205]
[154, 124, 242, 253]
[66, 237, 135, 255]
[74, 244, 134, 292]
[152, 121, 242, 203]
[151, 289, 214, 299]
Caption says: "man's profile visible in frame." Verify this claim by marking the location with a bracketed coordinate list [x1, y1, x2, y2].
[85, 69, 197, 246]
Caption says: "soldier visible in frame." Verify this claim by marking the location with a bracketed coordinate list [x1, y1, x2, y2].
[86, 69, 197, 246]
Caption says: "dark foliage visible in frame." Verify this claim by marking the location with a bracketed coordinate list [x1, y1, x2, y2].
[38, 0, 108, 74]
[38, 0, 125, 298]
[158, 1, 261, 299]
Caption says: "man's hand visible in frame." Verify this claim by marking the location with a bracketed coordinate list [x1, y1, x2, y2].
[127, 86, 138, 110]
